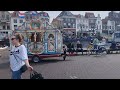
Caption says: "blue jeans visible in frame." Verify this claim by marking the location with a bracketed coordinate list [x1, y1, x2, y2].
[11, 69, 22, 79]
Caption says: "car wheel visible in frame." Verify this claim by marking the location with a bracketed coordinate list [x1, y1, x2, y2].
[32, 55, 41, 63]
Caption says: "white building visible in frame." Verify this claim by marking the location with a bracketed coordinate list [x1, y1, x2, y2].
[75, 14, 89, 37]
[95, 14, 102, 34]
[11, 11, 25, 30]
[85, 13, 102, 35]
[107, 20, 115, 34]
[102, 17, 115, 35]
[0, 11, 11, 30]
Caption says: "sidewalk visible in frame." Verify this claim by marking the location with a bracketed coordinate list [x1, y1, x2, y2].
[0, 46, 8, 50]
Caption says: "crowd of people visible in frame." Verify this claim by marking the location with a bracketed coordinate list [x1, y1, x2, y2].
[65, 37, 107, 55]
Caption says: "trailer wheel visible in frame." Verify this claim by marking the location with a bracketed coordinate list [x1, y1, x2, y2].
[32, 55, 41, 63]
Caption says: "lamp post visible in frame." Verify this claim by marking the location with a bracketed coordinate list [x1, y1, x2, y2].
[93, 25, 96, 36]
[80, 24, 83, 37]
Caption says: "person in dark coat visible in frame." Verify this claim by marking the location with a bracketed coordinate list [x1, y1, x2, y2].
[62, 46, 67, 60]
[110, 41, 116, 50]
[76, 41, 83, 55]
[67, 43, 72, 54]
[71, 42, 75, 54]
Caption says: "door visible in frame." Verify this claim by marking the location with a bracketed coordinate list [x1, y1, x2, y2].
[47, 31, 56, 53]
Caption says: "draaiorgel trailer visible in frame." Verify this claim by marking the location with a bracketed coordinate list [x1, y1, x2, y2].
[10, 29, 63, 62]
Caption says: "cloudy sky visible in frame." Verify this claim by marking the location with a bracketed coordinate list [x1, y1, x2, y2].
[9, 11, 120, 23]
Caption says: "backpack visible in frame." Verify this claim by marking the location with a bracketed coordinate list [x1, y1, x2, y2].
[30, 70, 44, 79]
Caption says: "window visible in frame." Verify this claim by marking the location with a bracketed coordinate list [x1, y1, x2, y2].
[110, 26, 111, 29]
[14, 19, 17, 23]
[82, 25, 85, 29]
[100, 25, 101, 29]
[68, 25, 71, 28]
[64, 23, 66, 26]
[68, 18, 70, 22]
[7, 26, 10, 30]
[91, 20, 94, 23]
[19, 20, 23, 23]
[98, 21, 100, 24]
[68, 23, 71, 26]
[96, 25, 97, 29]
[77, 24, 79, 29]
[14, 25, 17, 30]
[73, 24, 75, 28]
[72, 19, 75, 23]
[102, 26, 104, 30]
[63, 18, 66, 21]
[2, 15, 5, 19]
[112, 21, 114, 25]
[112, 26, 114, 30]
[86, 26, 88, 29]
[3, 26, 5, 29]
[72, 19, 74, 22]
[83, 19, 84, 23]
[6, 15, 9, 20]
[81, 20, 83, 23]
[105, 26, 107, 30]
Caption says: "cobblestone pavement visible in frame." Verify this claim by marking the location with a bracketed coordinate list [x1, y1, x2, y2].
[1, 48, 120, 79]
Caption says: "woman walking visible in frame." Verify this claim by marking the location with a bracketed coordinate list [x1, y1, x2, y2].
[9, 33, 33, 79]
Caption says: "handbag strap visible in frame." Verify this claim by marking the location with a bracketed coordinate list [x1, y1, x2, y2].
[12, 46, 22, 63]
[13, 54, 19, 63]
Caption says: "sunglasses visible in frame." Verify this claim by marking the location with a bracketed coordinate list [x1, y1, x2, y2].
[11, 38, 16, 40]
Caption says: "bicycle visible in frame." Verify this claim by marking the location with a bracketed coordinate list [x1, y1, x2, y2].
[94, 43, 107, 56]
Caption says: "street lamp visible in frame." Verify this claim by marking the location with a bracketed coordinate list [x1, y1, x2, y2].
[92, 25, 95, 36]
[80, 24, 83, 37]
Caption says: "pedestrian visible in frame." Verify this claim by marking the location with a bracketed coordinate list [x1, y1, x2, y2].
[9, 33, 33, 79]
[62, 45, 67, 60]
[67, 43, 72, 54]
[71, 42, 75, 54]
[76, 41, 83, 55]
[93, 37, 99, 50]
[102, 37, 106, 45]
[87, 42, 93, 55]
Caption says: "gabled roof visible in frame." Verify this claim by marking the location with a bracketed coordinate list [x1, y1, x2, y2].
[51, 18, 62, 23]
[85, 12, 95, 18]
[11, 11, 20, 17]
[102, 19, 108, 24]
[102, 16, 115, 24]
[74, 14, 82, 18]
[57, 11, 75, 18]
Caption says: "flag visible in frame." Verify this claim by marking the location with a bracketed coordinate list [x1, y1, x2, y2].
[19, 13, 25, 18]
